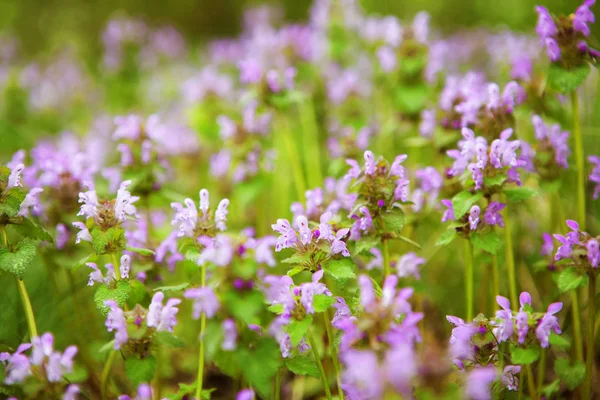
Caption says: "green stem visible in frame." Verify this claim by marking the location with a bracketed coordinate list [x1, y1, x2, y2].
[538, 348, 546, 393]
[382, 238, 391, 281]
[299, 98, 323, 189]
[195, 266, 207, 400]
[464, 239, 474, 321]
[274, 368, 281, 400]
[0, 225, 7, 246]
[525, 364, 537, 400]
[101, 350, 117, 400]
[323, 311, 344, 400]
[111, 252, 122, 281]
[307, 330, 332, 400]
[517, 363, 524, 400]
[502, 196, 518, 309]
[492, 254, 500, 300]
[279, 115, 307, 200]
[17, 278, 38, 339]
[584, 273, 596, 398]
[571, 90, 586, 231]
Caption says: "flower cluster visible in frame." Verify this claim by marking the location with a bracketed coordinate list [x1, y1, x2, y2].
[552, 219, 599, 268]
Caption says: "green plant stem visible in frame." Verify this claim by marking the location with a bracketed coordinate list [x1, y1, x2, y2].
[382, 238, 391, 281]
[111, 252, 122, 281]
[464, 239, 474, 321]
[538, 348, 546, 393]
[195, 266, 207, 400]
[274, 369, 281, 400]
[517, 364, 524, 400]
[101, 350, 117, 400]
[502, 197, 518, 309]
[307, 330, 332, 400]
[323, 311, 344, 400]
[299, 98, 323, 189]
[525, 364, 537, 400]
[571, 90, 586, 231]
[492, 254, 500, 304]
[584, 273, 596, 398]
[0, 225, 7, 246]
[279, 115, 307, 200]
[17, 278, 38, 339]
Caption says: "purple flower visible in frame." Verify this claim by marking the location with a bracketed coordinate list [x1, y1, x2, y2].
[465, 366, 497, 400]
[446, 316, 477, 362]
[63, 384, 80, 400]
[587, 239, 600, 267]
[331, 228, 351, 257]
[7, 163, 24, 190]
[541, 233, 554, 256]
[389, 154, 408, 178]
[385, 343, 416, 395]
[222, 319, 237, 351]
[574, 0, 596, 37]
[147, 292, 181, 332]
[184, 286, 220, 319]
[365, 247, 383, 270]
[56, 224, 69, 250]
[535, 6, 557, 39]
[394, 178, 410, 202]
[468, 205, 480, 231]
[300, 270, 331, 314]
[396, 253, 425, 279]
[105, 300, 128, 349]
[236, 389, 255, 400]
[493, 296, 514, 342]
[545, 38, 561, 61]
[516, 292, 532, 344]
[364, 150, 376, 175]
[536, 302, 563, 348]
[441, 199, 455, 222]
[589, 155, 600, 199]
[17, 187, 43, 217]
[1, 343, 32, 384]
[419, 109, 436, 138]
[501, 365, 521, 391]
[341, 350, 383, 399]
[483, 202, 505, 227]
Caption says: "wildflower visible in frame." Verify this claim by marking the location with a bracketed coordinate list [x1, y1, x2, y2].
[222, 319, 237, 351]
[468, 205, 480, 230]
[236, 389, 255, 400]
[536, 302, 563, 348]
[516, 292, 532, 344]
[493, 296, 513, 342]
[466, 366, 497, 400]
[501, 365, 521, 391]
[483, 202, 505, 227]
[184, 287, 220, 319]
[105, 300, 129, 349]
[17, 188, 43, 217]
[146, 292, 181, 332]
[396, 253, 425, 279]
[0, 344, 32, 384]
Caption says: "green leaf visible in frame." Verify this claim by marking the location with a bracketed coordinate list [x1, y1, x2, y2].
[436, 229, 457, 247]
[381, 208, 405, 233]
[154, 331, 185, 348]
[237, 338, 282, 399]
[557, 267, 589, 293]
[184, 247, 200, 263]
[282, 253, 309, 265]
[72, 253, 98, 271]
[554, 358, 585, 390]
[98, 340, 115, 353]
[509, 344, 541, 365]
[503, 187, 539, 203]
[483, 173, 507, 188]
[127, 279, 147, 308]
[541, 379, 561, 398]
[324, 257, 356, 285]
[286, 316, 313, 346]
[91, 227, 126, 255]
[471, 231, 501, 255]
[153, 282, 190, 293]
[452, 191, 483, 219]
[548, 63, 591, 94]
[125, 356, 157, 388]
[126, 246, 156, 256]
[396, 235, 422, 249]
[268, 304, 284, 314]
[0, 238, 37, 279]
[354, 235, 380, 255]
[395, 84, 429, 115]
[0, 189, 25, 218]
[223, 290, 264, 324]
[166, 383, 214, 400]
[313, 294, 336, 313]
[285, 355, 320, 378]
[549, 332, 571, 349]
[12, 217, 53, 242]
[287, 266, 304, 277]
[94, 280, 132, 315]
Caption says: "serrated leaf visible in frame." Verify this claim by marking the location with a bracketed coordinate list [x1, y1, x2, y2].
[282, 253, 309, 265]
[471, 231, 501, 255]
[127, 279, 147, 308]
[436, 229, 457, 247]
[285, 356, 320, 378]
[287, 266, 304, 276]
[91, 227, 126, 255]
[12, 217, 53, 242]
[557, 267, 588, 293]
[125, 356, 157, 388]
[381, 208, 405, 233]
[549, 332, 571, 349]
[94, 280, 132, 315]
[484, 173, 507, 188]
[452, 191, 483, 219]
[237, 338, 281, 399]
[126, 246, 156, 256]
[0, 189, 25, 218]
[0, 238, 37, 279]
[154, 331, 185, 348]
[554, 358, 585, 390]
[509, 344, 540, 365]
[503, 187, 539, 203]
[324, 257, 356, 284]
[354, 235, 380, 255]
[184, 247, 200, 263]
[313, 294, 336, 313]
[153, 283, 190, 292]
[286, 316, 313, 346]
[548, 63, 591, 94]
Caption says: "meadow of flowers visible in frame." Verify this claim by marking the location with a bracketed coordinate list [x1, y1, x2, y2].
[0, 0, 599, 399]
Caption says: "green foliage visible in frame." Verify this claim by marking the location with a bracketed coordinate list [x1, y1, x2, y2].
[125, 355, 157, 388]
[436, 229, 457, 246]
[282, 253, 310, 265]
[284, 355, 320, 378]
[223, 290, 264, 324]
[549, 332, 571, 349]
[483, 173, 507, 188]
[154, 332, 185, 348]
[127, 279, 148, 308]
[452, 191, 483, 219]
[286, 316, 313, 346]
[0, 238, 37, 279]
[153, 283, 190, 292]
[557, 267, 589, 293]
[126, 246, 156, 256]
[0, 189, 25, 218]
[91, 227, 126, 255]
[167, 383, 214, 400]
[94, 280, 132, 315]
[313, 294, 337, 313]
[236, 338, 282, 399]
[548, 63, 591, 94]
[471, 231, 501, 255]
[503, 187, 539, 203]
[354, 235, 380, 255]
[381, 208, 406, 232]
[12, 217, 53, 242]
[554, 358, 585, 390]
[324, 257, 356, 286]
[509, 344, 540, 364]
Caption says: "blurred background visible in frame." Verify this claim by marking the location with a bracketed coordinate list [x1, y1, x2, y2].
[1, 0, 597, 60]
